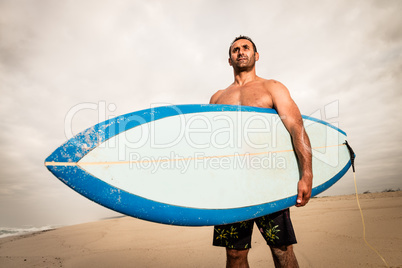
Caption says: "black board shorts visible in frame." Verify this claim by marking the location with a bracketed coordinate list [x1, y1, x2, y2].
[213, 209, 297, 249]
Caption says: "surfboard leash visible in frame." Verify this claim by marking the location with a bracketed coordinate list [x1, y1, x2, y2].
[344, 141, 389, 268]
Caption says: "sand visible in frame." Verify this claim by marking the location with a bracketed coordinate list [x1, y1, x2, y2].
[1, 191, 401, 267]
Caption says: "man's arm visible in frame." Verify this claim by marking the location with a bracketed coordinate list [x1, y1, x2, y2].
[269, 80, 313, 207]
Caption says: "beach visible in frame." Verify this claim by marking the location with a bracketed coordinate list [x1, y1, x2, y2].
[0, 191, 401, 267]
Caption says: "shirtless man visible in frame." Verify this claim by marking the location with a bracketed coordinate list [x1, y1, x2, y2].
[210, 36, 313, 268]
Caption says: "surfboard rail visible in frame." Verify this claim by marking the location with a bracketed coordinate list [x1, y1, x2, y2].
[45, 104, 352, 226]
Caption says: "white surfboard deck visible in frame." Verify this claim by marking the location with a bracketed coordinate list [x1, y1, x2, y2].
[45, 104, 352, 226]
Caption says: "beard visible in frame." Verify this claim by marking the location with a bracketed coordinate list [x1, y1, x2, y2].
[232, 54, 256, 72]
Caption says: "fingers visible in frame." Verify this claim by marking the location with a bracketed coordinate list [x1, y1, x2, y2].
[296, 192, 303, 207]
[295, 197, 308, 207]
[296, 179, 312, 207]
[295, 190, 310, 207]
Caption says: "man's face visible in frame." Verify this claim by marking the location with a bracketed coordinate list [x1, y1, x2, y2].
[229, 39, 259, 71]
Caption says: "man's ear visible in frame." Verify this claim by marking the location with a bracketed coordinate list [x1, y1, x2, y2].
[255, 52, 259, 61]
[228, 57, 232, 66]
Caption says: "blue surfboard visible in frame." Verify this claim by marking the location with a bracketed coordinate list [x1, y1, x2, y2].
[45, 104, 352, 226]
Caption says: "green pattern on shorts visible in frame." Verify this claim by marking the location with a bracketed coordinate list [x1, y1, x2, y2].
[213, 216, 281, 249]
[213, 209, 297, 249]
[257, 216, 280, 243]
[214, 227, 228, 245]
[214, 220, 253, 248]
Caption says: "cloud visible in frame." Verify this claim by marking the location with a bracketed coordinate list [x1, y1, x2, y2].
[0, 0, 401, 227]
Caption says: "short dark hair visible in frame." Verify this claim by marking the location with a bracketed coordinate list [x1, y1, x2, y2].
[229, 35, 257, 57]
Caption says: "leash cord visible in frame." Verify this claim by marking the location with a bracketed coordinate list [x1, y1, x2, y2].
[346, 140, 389, 267]
[353, 171, 389, 267]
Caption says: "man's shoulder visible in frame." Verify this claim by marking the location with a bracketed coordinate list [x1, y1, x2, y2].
[211, 88, 225, 98]
[209, 88, 225, 104]
[210, 83, 235, 99]
[258, 78, 282, 86]
[259, 78, 288, 93]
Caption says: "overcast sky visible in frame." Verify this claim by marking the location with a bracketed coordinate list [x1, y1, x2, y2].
[1, 0, 401, 228]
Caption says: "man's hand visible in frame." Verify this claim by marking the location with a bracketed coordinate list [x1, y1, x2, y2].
[296, 176, 312, 207]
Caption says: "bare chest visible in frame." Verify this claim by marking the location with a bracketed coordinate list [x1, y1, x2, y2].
[215, 86, 273, 108]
